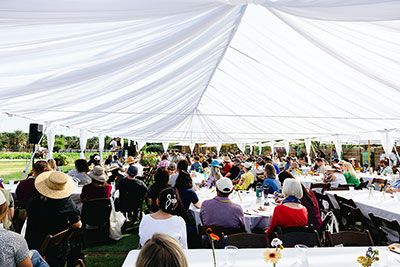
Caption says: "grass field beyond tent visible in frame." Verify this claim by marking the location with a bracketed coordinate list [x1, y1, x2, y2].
[0, 160, 75, 183]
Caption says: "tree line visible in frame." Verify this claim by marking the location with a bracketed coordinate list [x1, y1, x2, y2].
[0, 131, 114, 152]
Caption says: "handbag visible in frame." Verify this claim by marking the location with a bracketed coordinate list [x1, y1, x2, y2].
[109, 194, 126, 240]
[175, 189, 196, 227]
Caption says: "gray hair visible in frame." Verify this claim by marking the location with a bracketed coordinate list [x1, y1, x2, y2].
[264, 163, 276, 178]
[282, 179, 303, 199]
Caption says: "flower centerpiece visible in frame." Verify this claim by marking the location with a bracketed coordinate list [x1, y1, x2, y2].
[234, 184, 243, 202]
[368, 184, 375, 198]
[206, 228, 220, 267]
[357, 247, 379, 267]
[139, 153, 157, 167]
[379, 183, 386, 200]
[264, 238, 283, 267]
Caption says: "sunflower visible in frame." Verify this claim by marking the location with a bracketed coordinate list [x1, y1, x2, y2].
[264, 248, 282, 264]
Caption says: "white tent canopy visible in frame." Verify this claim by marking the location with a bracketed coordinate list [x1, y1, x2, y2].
[1, 0, 400, 147]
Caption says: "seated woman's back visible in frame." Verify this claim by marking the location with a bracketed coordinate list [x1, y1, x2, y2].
[139, 188, 187, 249]
[266, 179, 308, 237]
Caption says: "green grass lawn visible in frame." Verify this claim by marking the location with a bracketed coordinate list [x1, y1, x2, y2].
[83, 231, 139, 267]
[0, 160, 75, 183]
[85, 254, 126, 267]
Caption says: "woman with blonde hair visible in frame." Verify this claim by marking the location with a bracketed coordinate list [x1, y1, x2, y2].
[47, 159, 61, 172]
[340, 161, 360, 187]
[136, 233, 188, 267]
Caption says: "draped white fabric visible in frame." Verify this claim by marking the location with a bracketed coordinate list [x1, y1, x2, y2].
[99, 134, 105, 162]
[284, 140, 290, 157]
[45, 123, 57, 159]
[162, 142, 170, 152]
[79, 129, 88, 159]
[137, 141, 146, 152]
[333, 135, 343, 160]
[304, 138, 312, 165]
[237, 143, 246, 153]
[1, 0, 400, 144]
[381, 130, 396, 156]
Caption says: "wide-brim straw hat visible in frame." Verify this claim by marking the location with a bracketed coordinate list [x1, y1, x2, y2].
[87, 166, 108, 183]
[126, 156, 138, 165]
[35, 171, 76, 199]
[224, 156, 231, 162]
[106, 163, 122, 172]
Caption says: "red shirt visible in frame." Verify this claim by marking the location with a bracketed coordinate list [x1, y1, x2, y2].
[80, 183, 112, 201]
[16, 177, 39, 201]
[267, 204, 308, 238]
[222, 162, 232, 174]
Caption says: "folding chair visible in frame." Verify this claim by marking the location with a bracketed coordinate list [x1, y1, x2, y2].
[227, 233, 269, 248]
[326, 230, 374, 246]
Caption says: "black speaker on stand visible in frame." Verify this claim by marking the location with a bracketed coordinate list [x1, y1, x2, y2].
[29, 123, 43, 164]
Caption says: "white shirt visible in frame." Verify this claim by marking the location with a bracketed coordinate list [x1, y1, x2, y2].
[110, 140, 118, 148]
[133, 163, 144, 176]
[139, 214, 187, 249]
[330, 173, 347, 188]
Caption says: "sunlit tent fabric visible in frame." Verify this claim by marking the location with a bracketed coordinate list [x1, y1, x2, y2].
[1, 0, 400, 146]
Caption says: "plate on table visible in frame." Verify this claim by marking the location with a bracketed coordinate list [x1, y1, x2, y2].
[388, 243, 400, 255]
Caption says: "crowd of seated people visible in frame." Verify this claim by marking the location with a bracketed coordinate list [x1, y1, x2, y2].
[3, 147, 400, 267]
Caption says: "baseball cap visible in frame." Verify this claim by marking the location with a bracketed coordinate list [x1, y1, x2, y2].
[94, 155, 101, 161]
[127, 165, 138, 177]
[168, 162, 176, 170]
[242, 162, 252, 169]
[216, 178, 234, 193]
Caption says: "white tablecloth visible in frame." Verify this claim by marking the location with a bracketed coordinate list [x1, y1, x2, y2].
[189, 189, 273, 233]
[326, 190, 400, 242]
[122, 247, 400, 267]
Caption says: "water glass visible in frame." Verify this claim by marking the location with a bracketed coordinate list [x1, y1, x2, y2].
[377, 247, 388, 267]
[225, 245, 238, 266]
[295, 244, 309, 267]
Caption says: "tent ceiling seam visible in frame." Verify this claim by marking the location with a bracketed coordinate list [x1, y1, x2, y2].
[191, 5, 247, 115]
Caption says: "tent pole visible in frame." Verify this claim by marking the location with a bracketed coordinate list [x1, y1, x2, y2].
[330, 141, 333, 165]
[368, 140, 371, 171]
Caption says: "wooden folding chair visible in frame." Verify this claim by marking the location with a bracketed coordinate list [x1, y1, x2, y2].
[227, 233, 269, 248]
[369, 213, 400, 245]
[38, 228, 75, 259]
[310, 183, 330, 193]
[198, 225, 244, 248]
[274, 226, 322, 247]
[326, 230, 374, 246]
[81, 198, 112, 248]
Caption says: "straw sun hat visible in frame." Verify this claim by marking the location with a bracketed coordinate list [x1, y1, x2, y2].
[126, 156, 138, 165]
[35, 171, 76, 199]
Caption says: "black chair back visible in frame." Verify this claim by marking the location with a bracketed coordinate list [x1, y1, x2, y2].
[227, 233, 269, 248]
[369, 213, 400, 244]
[275, 226, 322, 247]
[326, 230, 374, 246]
[82, 198, 112, 226]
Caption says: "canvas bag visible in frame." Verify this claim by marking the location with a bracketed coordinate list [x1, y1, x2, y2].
[109, 193, 126, 240]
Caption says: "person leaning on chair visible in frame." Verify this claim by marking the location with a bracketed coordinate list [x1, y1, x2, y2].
[25, 171, 82, 267]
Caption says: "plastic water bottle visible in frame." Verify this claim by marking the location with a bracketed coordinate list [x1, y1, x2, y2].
[263, 184, 269, 199]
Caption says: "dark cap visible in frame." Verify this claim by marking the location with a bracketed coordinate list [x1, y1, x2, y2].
[127, 165, 138, 177]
